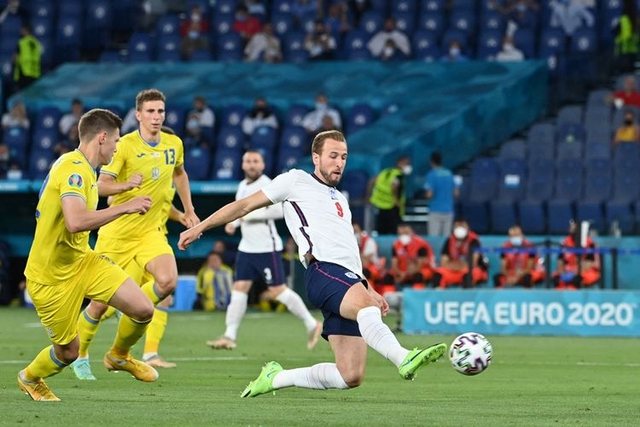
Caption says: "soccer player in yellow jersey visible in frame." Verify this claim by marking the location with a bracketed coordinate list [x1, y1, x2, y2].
[73, 89, 199, 377]
[19, 109, 158, 402]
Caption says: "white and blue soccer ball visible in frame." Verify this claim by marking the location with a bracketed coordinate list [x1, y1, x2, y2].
[449, 332, 492, 376]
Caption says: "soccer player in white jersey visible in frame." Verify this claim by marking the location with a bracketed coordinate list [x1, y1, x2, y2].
[207, 150, 322, 350]
[179, 131, 446, 397]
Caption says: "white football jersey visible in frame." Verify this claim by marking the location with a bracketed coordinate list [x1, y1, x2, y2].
[236, 175, 284, 253]
[261, 169, 363, 274]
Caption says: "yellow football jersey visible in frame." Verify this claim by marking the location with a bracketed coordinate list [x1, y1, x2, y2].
[24, 150, 99, 284]
[99, 130, 184, 239]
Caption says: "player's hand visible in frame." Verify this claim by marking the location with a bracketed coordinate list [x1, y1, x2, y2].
[126, 173, 143, 190]
[177, 213, 189, 227]
[183, 210, 200, 228]
[123, 196, 152, 214]
[369, 287, 389, 316]
[178, 226, 202, 250]
[224, 222, 236, 235]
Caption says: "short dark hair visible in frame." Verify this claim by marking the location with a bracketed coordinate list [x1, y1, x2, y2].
[78, 109, 122, 142]
[243, 149, 264, 160]
[136, 88, 166, 111]
[431, 152, 442, 166]
[72, 98, 82, 106]
[311, 130, 346, 155]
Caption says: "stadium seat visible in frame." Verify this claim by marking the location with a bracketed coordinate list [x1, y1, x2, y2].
[346, 104, 375, 135]
[58, 0, 82, 17]
[211, 148, 242, 181]
[276, 146, 304, 173]
[32, 17, 53, 40]
[418, 11, 445, 36]
[518, 158, 555, 233]
[547, 160, 583, 234]
[556, 122, 586, 144]
[477, 30, 502, 59]
[272, 0, 292, 14]
[450, 0, 475, 10]
[190, 49, 213, 61]
[359, 10, 385, 35]
[370, 0, 389, 12]
[587, 90, 611, 109]
[157, 35, 181, 58]
[577, 166, 612, 233]
[392, 11, 416, 35]
[461, 158, 499, 233]
[217, 32, 243, 62]
[490, 158, 526, 233]
[613, 143, 640, 172]
[212, 13, 235, 35]
[449, 10, 476, 36]
[28, 151, 54, 180]
[31, 129, 57, 152]
[35, 106, 61, 132]
[280, 126, 307, 150]
[299, 12, 318, 34]
[392, 0, 417, 13]
[184, 146, 211, 181]
[283, 31, 308, 62]
[156, 14, 180, 36]
[585, 143, 611, 160]
[30, 0, 54, 22]
[249, 126, 278, 151]
[343, 30, 370, 60]
[421, 0, 445, 13]
[539, 28, 566, 58]
[285, 105, 310, 128]
[188, 0, 211, 14]
[441, 29, 469, 55]
[413, 30, 440, 61]
[164, 106, 186, 134]
[99, 50, 122, 63]
[480, 11, 505, 32]
[3, 127, 28, 168]
[528, 123, 555, 144]
[218, 127, 245, 150]
[111, 0, 137, 33]
[56, 16, 81, 61]
[128, 32, 155, 60]
[222, 105, 247, 129]
[214, 0, 236, 15]
[340, 169, 369, 201]
[606, 170, 640, 233]
[556, 142, 583, 160]
[499, 139, 526, 159]
[271, 12, 294, 36]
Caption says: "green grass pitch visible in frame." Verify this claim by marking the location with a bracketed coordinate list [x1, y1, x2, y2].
[0, 307, 638, 426]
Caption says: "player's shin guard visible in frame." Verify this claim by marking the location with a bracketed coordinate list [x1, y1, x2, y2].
[77, 308, 101, 358]
[111, 315, 152, 357]
[143, 307, 168, 358]
[24, 346, 69, 381]
[356, 306, 410, 367]
[273, 363, 349, 390]
[275, 288, 318, 332]
[140, 280, 164, 305]
[224, 290, 248, 341]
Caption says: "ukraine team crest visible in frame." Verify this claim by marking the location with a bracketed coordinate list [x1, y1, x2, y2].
[152, 167, 160, 180]
[68, 173, 83, 188]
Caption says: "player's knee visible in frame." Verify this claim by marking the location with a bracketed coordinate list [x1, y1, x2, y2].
[341, 371, 364, 388]
[132, 299, 155, 322]
[155, 271, 178, 293]
[87, 301, 109, 318]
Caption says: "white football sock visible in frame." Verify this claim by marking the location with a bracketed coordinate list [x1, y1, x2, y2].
[275, 288, 318, 332]
[357, 306, 409, 367]
[223, 290, 248, 341]
[272, 363, 349, 390]
[142, 352, 158, 361]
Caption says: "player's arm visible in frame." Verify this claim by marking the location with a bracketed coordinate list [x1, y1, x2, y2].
[242, 202, 284, 222]
[179, 190, 273, 250]
[169, 204, 188, 226]
[61, 195, 151, 233]
[173, 165, 199, 227]
[97, 173, 143, 197]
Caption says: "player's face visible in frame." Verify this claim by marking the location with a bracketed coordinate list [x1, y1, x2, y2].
[100, 129, 120, 165]
[242, 152, 265, 181]
[314, 138, 347, 187]
[136, 100, 165, 135]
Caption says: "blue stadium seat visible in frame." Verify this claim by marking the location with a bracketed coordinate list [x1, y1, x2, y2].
[212, 13, 234, 35]
[111, 0, 137, 33]
[217, 32, 242, 62]
[346, 104, 375, 135]
[340, 169, 369, 201]
[215, 0, 237, 15]
[30, 0, 54, 22]
[31, 129, 57, 151]
[585, 142, 611, 160]
[420, 0, 445, 13]
[276, 146, 304, 173]
[35, 106, 61, 131]
[3, 127, 28, 168]
[556, 122, 585, 144]
[184, 146, 211, 181]
[222, 105, 247, 129]
[164, 106, 186, 135]
[299, 11, 317, 34]
[128, 32, 154, 60]
[513, 28, 535, 58]
[392, 11, 416, 35]
[586, 89, 611, 108]
[99, 50, 122, 63]
[280, 126, 307, 150]
[272, 0, 292, 14]
[577, 166, 612, 233]
[0, 14, 21, 38]
[249, 126, 278, 151]
[499, 139, 526, 159]
[413, 30, 440, 61]
[490, 158, 526, 233]
[392, 0, 417, 13]
[556, 142, 583, 160]
[32, 17, 53, 40]
[56, 16, 81, 61]
[570, 27, 596, 56]
[343, 29, 370, 60]
[58, 0, 82, 17]
[477, 30, 502, 59]
[157, 50, 181, 62]
[370, 0, 389, 12]
[613, 143, 640, 172]
[188, 0, 212, 15]
[156, 14, 180, 36]
[28, 151, 54, 180]
[449, 10, 476, 36]
[271, 12, 294, 36]
[528, 123, 555, 145]
[606, 170, 640, 233]
[450, 0, 475, 10]
[285, 105, 310, 127]
[157, 34, 181, 56]
[480, 11, 504, 32]
[441, 29, 469, 55]
[518, 158, 555, 233]
[85, 0, 111, 29]
[547, 160, 583, 234]
[461, 158, 499, 233]
[283, 31, 308, 62]
[359, 10, 384, 35]
[218, 127, 245, 150]
[190, 49, 213, 61]
[211, 148, 242, 181]
[418, 11, 445, 35]
[539, 28, 566, 58]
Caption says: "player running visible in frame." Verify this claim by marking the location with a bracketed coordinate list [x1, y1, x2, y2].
[179, 130, 446, 397]
[72, 89, 199, 379]
[19, 109, 157, 401]
[207, 150, 322, 351]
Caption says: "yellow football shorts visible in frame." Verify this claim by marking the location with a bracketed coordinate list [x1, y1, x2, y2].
[27, 250, 129, 345]
[94, 231, 174, 286]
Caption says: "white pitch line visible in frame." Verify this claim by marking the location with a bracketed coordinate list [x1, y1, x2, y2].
[0, 356, 249, 365]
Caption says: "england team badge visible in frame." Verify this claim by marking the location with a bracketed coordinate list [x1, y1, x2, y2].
[329, 188, 338, 200]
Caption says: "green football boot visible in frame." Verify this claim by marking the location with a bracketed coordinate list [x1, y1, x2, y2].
[240, 361, 283, 398]
[398, 343, 447, 380]
[71, 358, 96, 381]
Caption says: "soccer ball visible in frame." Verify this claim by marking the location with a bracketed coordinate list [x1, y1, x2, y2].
[449, 332, 492, 376]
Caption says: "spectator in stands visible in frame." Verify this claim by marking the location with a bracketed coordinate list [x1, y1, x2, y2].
[241, 97, 279, 136]
[382, 223, 435, 288]
[367, 18, 411, 60]
[58, 99, 83, 136]
[491, 0, 539, 29]
[232, 4, 262, 44]
[54, 124, 79, 158]
[244, 23, 282, 62]
[549, 0, 594, 37]
[13, 24, 42, 92]
[440, 40, 468, 62]
[424, 152, 458, 237]
[304, 19, 337, 61]
[1, 102, 29, 131]
[369, 156, 412, 235]
[493, 225, 545, 288]
[432, 219, 488, 288]
[195, 251, 233, 311]
[347, 0, 371, 26]
[318, 114, 341, 133]
[615, 0, 639, 74]
[610, 75, 640, 109]
[496, 35, 525, 62]
[183, 112, 207, 149]
[554, 220, 600, 290]
[213, 239, 237, 268]
[613, 109, 640, 145]
[324, 3, 351, 39]
[0, 143, 10, 179]
[188, 96, 215, 132]
[301, 93, 342, 133]
[139, 0, 167, 30]
[291, 0, 319, 23]
[353, 221, 385, 284]
[0, 0, 28, 24]
[179, 5, 210, 60]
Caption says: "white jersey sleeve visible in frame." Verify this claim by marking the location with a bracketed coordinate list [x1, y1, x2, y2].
[261, 170, 297, 203]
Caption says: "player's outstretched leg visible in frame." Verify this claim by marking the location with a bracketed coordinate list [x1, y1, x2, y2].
[271, 285, 322, 350]
[104, 278, 158, 382]
[208, 289, 248, 350]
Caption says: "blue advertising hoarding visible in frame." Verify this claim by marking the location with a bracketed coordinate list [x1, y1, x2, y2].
[402, 290, 640, 337]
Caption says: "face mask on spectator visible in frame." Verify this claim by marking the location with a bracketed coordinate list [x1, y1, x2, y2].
[453, 226, 468, 240]
[191, 13, 201, 23]
[315, 102, 327, 111]
[510, 236, 523, 246]
[624, 117, 634, 125]
[401, 165, 413, 175]
[384, 47, 395, 57]
[187, 119, 199, 131]
[189, 30, 199, 39]
[450, 47, 460, 56]
[398, 234, 412, 245]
